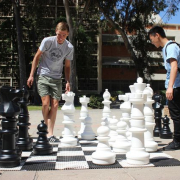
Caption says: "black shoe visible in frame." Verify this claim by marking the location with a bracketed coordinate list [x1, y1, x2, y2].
[48, 136, 60, 143]
[162, 141, 180, 151]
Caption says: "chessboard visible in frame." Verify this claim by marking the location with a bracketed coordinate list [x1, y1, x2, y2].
[1, 138, 180, 171]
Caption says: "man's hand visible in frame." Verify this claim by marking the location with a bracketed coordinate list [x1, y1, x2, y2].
[27, 76, 34, 88]
[166, 87, 173, 100]
[65, 82, 70, 93]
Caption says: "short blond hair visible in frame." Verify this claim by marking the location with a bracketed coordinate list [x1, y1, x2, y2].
[56, 22, 69, 32]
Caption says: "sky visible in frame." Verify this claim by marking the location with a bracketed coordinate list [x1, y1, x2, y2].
[159, 7, 180, 24]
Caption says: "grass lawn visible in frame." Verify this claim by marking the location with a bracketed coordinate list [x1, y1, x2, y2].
[27, 105, 84, 111]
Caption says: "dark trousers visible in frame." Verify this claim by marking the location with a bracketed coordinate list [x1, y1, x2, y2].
[168, 87, 180, 142]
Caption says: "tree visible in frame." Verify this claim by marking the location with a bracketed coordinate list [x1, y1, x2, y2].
[63, 0, 92, 93]
[92, 0, 180, 80]
[12, 0, 26, 88]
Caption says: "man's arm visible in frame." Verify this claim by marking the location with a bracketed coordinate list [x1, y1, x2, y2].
[65, 59, 71, 92]
[166, 58, 178, 100]
[27, 49, 43, 88]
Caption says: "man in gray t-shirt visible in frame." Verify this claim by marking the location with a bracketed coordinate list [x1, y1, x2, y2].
[27, 22, 74, 142]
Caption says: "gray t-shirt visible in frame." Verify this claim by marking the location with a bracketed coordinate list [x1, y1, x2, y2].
[37, 36, 74, 79]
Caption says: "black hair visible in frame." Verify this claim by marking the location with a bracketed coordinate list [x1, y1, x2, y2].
[148, 26, 166, 38]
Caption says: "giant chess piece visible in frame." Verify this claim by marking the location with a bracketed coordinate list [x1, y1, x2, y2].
[119, 93, 131, 140]
[61, 92, 77, 147]
[152, 94, 164, 137]
[126, 77, 150, 165]
[102, 89, 111, 121]
[160, 115, 173, 139]
[113, 120, 131, 153]
[81, 115, 96, 140]
[92, 122, 115, 165]
[33, 120, 53, 155]
[0, 86, 22, 168]
[78, 95, 89, 138]
[17, 86, 33, 151]
[108, 116, 118, 146]
[143, 84, 158, 152]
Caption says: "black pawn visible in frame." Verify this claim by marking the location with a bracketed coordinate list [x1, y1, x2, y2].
[33, 120, 53, 155]
[160, 115, 173, 139]
[17, 86, 33, 151]
[152, 94, 164, 137]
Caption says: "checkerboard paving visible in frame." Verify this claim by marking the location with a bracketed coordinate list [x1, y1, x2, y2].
[1, 138, 180, 171]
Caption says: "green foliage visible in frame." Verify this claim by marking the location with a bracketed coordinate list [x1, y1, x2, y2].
[92, 0, 180, 79]
[159, 90, 167, 105]
[89, 94, 104, 109]
[110, 91, 124, 102]
[76, 23, 99, 83]
[0, 1, 100, 89]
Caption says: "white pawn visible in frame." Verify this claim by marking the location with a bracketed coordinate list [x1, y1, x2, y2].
[92, 122, 115, 165]
[113, 120, 131, 153]
[108, 116, 118, 146]
[78, 95, 89, 138]
[81, 115, 96, 140]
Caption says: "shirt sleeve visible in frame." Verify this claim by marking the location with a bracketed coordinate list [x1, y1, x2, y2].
[65, 47, 74, 60]
[39, 38, 52, 52]
[166, 44, 179, 63]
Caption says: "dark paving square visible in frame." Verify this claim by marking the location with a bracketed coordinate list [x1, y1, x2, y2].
[57, 156, 86, 162]
[87, 160, 122, 169]
[21, 162, 56, 171]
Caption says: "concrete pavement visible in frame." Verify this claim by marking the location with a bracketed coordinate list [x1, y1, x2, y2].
[0, 109, 180, 180]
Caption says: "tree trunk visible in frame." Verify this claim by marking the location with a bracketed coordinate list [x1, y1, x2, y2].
[12, 0, 26, 88]
[63, 0, 77, 93]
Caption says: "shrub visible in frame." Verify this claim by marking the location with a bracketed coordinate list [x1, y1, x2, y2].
[159, 90, 167, 105]
[110, 91, 124, 103]
[89, 94, 104, 109]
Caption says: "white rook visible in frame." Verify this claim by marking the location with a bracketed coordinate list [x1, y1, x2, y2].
[119, 93, 131, 140]
[61, 92, 77, 147]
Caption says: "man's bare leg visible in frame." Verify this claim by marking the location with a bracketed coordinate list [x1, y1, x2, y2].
[46, 98, 59, 137]
[41, 95, 50, 126]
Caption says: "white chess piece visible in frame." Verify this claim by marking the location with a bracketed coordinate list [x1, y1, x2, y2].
[102, 89, 111, 121]
[78, 95, 89, 138]
[126, 77, 150, 165]
[61, 92, 77, 147]
[119, 93, 131, 140]
[92, 122, 115, 165]
[108, 116, 118, 146]
[113, 120, 131, 153]
[143, 84, 158, 152]
[81, 115, 96, 140]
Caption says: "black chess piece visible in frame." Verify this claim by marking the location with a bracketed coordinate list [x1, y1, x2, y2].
[160, 115, 173, 139]
[0, 86, 22, 168]
[16, 86, 33, 151]
[33, 120, 53, 155]
[152, 94, 164, 137]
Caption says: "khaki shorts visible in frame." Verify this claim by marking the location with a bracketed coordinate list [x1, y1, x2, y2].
[37, 75, 62, 100]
